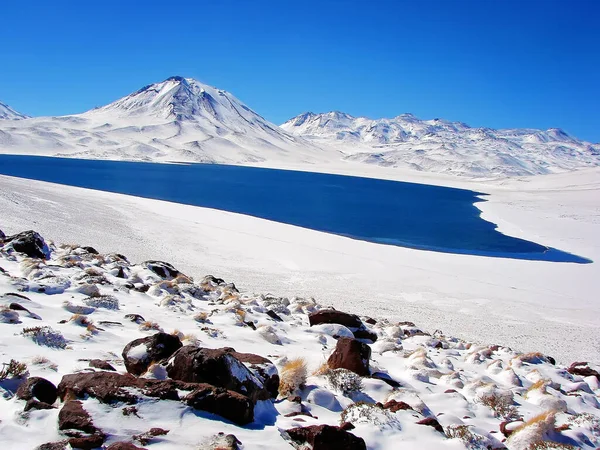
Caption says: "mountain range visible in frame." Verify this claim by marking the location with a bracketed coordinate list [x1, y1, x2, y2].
[1, 76, 599, 177]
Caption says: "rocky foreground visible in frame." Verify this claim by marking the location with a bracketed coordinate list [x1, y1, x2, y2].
[0, 229, 599, 449]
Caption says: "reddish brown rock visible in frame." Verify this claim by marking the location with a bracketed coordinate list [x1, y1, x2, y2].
[309, 310, 363, 329]
[327, 337, 371, 376]
[17, 377, 58, 405]
[122, 332, 182, 376]
[382, 400, 413, 412]
[106, 443, 146, 450]
[416, 417, 444, 434]
[68, 434, 106, 449]
[58, 400, 96, 434]
[89, 359, 116, 371]
[57, 372, 254, 426]
[568, 361, 600, 381]
[166, 346, 271, 402]
[284, 425, 366, 450]
[224, 349, 279, 399]
[184, 385, 254, 425]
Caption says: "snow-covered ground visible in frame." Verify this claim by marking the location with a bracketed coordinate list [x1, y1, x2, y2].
[1, 216, 599, 449]
[1, 163, 598, 366]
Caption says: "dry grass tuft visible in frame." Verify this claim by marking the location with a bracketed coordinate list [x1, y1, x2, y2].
[525, 379, 550, 398]
[279, 358, 307, 397]
[139, 321, 163, 332]
[0, 359, 28, 380]
[312, 362, 330, 376]
[477, 391, 519, 420]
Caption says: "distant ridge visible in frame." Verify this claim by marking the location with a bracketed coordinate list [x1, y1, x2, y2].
[0, 102, 28, 120]
[281, 111, 600, 176]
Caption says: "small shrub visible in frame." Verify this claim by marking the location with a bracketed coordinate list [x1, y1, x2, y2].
[279, 358, 307, 397]
[525, 379, 550, 398]
[22, 326, 67, 349]
[30, 355, 58, 371]
[445, 425, 488, 449]
[326, 368, 364, 395]
[83, 294, 119, 310]
[477, 391, 519, 420]
[193, 312, 211, 324]
[340, 402, 401, 430]
[139, 321, 162, 332]
[312, 362, 330, 376]
[526, 441, 577, 449]
[133, 428, 169, 445]
[0, 359, 28, 380]
[69, 313, 91, 326]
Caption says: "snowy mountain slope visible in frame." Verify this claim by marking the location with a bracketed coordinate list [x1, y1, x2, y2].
[0, 102, 28, 120]
[281, 112, 600, 177]
[0, 77, 331, 165]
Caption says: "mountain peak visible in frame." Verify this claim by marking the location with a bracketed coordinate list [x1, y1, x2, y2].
[0, 101, 29, 120]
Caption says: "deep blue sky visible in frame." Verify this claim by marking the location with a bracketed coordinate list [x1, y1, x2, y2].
[1, 0, 599, 142]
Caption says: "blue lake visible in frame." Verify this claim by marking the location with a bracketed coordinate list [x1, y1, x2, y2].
[0, 155, 590, 263]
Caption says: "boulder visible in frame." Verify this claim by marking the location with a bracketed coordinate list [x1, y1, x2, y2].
[184, 385, 254, 425]
[309, 310, 363, 329]
[416, 417, 444, 433]
[122, 332, 182, 376]
[24, 399, 56, 412]
[16, 376, 58, 404]
[224, 349, 279, 399]
[58, 400, 97, 434]
[284, 425, 366, 450]
[106, 444, 146, 450]
[89, 359, 116, 371]
[352, 329, 378, 343]
[382, 399, 413, 412]
[327, 337, 371, 376]
[3, 230, 50, 259]
[166, 346, 270, 402]
[568, 361, 600, 381]
[141, 261, 180, 279]
[80, 246, 99, 255]
[36, 441, 69, 450]
[57, 372, 253, 426]
[68, 434, 106, 449]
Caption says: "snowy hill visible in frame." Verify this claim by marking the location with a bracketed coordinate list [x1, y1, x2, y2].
[1, 228, 600, 449]
[281, 112, 600, 177]
[0, 77, 328, 165]
[0, 102, 28, 120]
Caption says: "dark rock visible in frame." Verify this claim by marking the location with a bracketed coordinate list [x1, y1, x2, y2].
[327, 337, 371, 376]
[340, 421, 355, 431]
[4, 292, 31, 301]
[184, 386, 254, 425]
[266, 310, 283, 322]
[382, 400, 413, 412]
[36, 441, 69, 450]
[3, 230, 50, 259]
[224, 349, 279, 399]
[16, 376, 58, 404]
[24, 399, 56, 411]
[166, 346, 271, 402]
[398, 321, 416, 327]
[352, 328, 378, 343]
[0, 228, 5, 242]
[364, 317, 377, 325]
[106, 444, 146, 450]
[132, 427, 169, 445]
[309, 310, 363, 329]
[57, 372, 253, 425]
[285, 411, 314, 418]
[58, 400, 96, 433]
[547, 355, 556, 365]
[122, 332, 182, 376]
[8, 302, 29, 311]
[89, 359, 116, 371]
[371, 372, 401, 388]
[416, 417, 445, 434]
[116, 266, 127, 278]
[568, 362, 599, 381]
[134, 285, 150, 293]
[285, 424, 366, 450]
[141, 261, 180, 279]
[58, 372, 179, 404]
[98, 321, 123, 327]
[124, 313, 146, 323]
[81, 246, 99, 255]
[68, 433, 105, 449]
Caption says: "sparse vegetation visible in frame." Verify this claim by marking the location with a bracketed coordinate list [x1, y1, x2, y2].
[340, 402, 401, 430]
[525, 441, 577, 450]
[22, 326, 67, 348]
[326, 368, 363, 395]
[279, 358, 307, 397]
[445, 425, 488, 449]
[83, 294, 119, 310]
[476, 391, 519, 420]
[139, 321, 163, 332]
[0, 359, 28, 380]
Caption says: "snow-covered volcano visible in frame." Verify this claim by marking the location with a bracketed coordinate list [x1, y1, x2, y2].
[0, 77, 327, 165]
[0, 102, 28, 120]
[282, 112, 600, 176]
